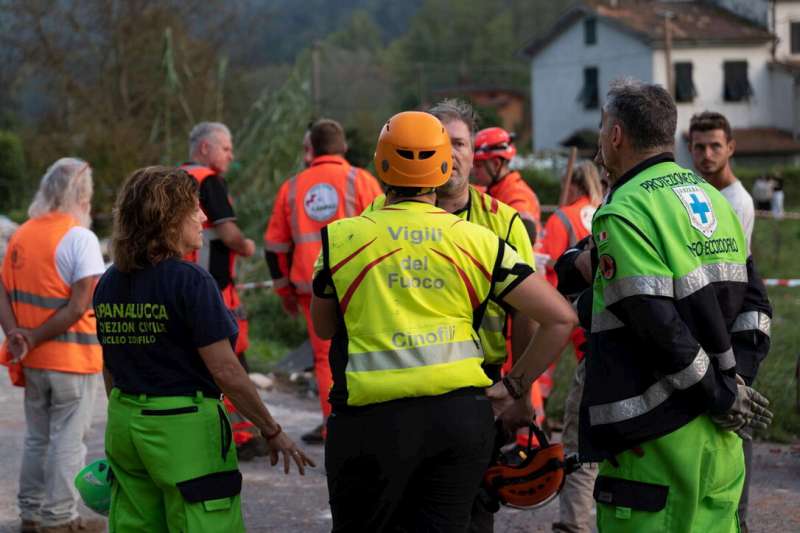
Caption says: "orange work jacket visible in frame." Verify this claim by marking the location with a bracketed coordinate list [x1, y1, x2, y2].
[486, 171, 543, 255]
[541, 195, 596, 287]
[264, 155, 382, 295]
[181, 163, 249, 354]
[1, 213, 102, 382]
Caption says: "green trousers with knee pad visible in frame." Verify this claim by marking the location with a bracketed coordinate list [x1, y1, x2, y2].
[105, 389, 245, 533]
[595, 415, 744, 533]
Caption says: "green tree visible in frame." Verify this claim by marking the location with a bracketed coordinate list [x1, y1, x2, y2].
[0, 130, 27, 213]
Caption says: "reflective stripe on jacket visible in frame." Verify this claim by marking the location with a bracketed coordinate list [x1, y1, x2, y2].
[1, 213, 101, 373]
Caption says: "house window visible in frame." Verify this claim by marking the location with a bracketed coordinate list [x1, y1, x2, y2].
[723, 61, 753, 102]
[791, 22, 800, 54]
[674, 62, 696, 103]
[584, 18, 597, 45]
[580, 67, 599, 109]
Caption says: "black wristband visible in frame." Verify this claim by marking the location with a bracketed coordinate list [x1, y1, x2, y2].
[502, 376, 524, 400]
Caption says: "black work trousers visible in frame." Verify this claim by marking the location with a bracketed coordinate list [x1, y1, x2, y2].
[326, 388, 495, 533]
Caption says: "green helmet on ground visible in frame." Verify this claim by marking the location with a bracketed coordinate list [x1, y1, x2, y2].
[74, 459, 112, 516]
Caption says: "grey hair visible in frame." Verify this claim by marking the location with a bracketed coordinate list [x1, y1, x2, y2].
[28, 158, 93, 218]
[428, 98, 480, 135]
[188, 122, 231, 157]
[603, 79, 676, 151]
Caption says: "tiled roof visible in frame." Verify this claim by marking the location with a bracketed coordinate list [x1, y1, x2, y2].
[523, 1, 773, 57]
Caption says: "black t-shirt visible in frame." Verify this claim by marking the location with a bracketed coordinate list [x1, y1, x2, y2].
[93, 258, 238, 397]
[198, 174, 236, 290]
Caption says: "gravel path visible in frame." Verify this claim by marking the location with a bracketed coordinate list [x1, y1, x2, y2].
[0, 374, 798, 532]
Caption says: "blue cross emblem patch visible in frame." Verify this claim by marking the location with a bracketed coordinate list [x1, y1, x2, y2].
[673, 185, 717, 237]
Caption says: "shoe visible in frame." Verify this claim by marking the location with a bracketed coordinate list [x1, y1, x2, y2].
[301, 424, 325, 444]
[20, 519, 40, 533]
[236, 435, 269, 461]
[40, 517, 105, 532]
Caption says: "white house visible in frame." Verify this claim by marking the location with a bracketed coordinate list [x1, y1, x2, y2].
[524, 0, 800, 165]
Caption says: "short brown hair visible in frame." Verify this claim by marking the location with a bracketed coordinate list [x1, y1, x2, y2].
[689, 111, 732, 142]
[310, 119, 347, 156]
[111, 166, 198, 272]
[428, 98, 480, 134]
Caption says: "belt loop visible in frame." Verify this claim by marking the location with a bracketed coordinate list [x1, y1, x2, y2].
[194, 391, 204, 404]
[110, 388, 120, 399]
[138, 393, 147, 402]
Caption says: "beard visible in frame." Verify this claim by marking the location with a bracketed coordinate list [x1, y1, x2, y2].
[437, 172, 469, 198]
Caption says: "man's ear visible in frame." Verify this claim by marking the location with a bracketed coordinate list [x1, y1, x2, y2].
[728, 138, 736, 157]
[611, 123, 624, 149]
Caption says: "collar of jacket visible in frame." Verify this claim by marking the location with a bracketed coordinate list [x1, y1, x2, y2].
[607, 152, 674, 202]
[311, 155, 347, 166]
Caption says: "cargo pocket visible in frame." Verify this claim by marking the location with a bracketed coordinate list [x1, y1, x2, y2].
[594, 475, 668, 530]
[217, 404, 233, 461]
[176, 470, 242, 512]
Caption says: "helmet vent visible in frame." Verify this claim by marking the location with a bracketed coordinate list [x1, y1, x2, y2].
[382, 160, 389, 172]
[396, 149, 415, 160]
[441, 162, 448, 174]
[419, 150, 435, 160]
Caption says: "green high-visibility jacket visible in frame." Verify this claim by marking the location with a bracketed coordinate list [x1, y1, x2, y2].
[580, 153, 749, 460]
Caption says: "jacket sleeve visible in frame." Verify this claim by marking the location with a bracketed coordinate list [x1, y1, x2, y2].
[504, 213, 535, 269]
[554, 236, 592, 299]
[263, 182, 293, 297]
[594, 214, 737, 414]
[731, 256, 772, 385]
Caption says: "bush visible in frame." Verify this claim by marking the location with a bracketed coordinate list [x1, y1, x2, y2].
[0, 130, 27, 212]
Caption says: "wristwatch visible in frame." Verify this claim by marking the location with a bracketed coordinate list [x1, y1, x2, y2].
[502, 376, 524, 400]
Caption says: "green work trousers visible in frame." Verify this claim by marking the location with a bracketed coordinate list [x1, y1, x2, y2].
[596, 414, 744, 533]
[105, 389, 245, 533]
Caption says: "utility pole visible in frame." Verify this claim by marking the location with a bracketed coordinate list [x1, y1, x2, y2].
[311, 41, 321, 117]
[663, 11, 674, 97]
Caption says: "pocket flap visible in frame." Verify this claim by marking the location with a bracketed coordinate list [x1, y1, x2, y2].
[176, 470, 242, 503]
[593, 475, 668, 512]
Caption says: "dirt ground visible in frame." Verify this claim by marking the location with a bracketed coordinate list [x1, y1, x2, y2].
[1, 373, 799, 533]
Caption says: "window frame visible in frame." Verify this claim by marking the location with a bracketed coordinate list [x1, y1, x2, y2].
[584, 17, 597, 46]
[723, 60, 753, 103]
[674, 61, 696, 103]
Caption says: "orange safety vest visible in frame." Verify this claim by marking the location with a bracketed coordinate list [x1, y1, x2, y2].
[541, 195, 596, 287]
[486, 171, 543, 253]
[1, 213, 102, 383]
[264, 155, 382, 294]
[181, 164, 249, 354]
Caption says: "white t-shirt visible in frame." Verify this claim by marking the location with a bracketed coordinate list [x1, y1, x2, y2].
[719, 179, 754, 253]
[55, 226, 106, 285]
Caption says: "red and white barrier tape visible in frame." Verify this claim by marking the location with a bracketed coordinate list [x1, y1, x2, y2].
[764, 279, 800, 287]
[237, 280, 274, 291]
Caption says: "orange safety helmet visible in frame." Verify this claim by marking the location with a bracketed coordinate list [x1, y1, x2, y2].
[481, 423, 578, 511]
[474, 127, 517, 162]
[374, 111, 452, 188]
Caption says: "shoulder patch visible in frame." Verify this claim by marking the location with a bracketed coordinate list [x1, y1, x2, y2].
[599, 254, 616, 280]
[304, 183, 339, 222]
[673, 185, 717, 238]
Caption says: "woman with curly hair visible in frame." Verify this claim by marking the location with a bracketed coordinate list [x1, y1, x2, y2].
[94, 166, 314, 532]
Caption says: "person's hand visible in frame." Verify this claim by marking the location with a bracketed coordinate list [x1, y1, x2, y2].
[265, 430, 316, 475]
[242, 239, 256, 257]
[7, 329, 32, 363]
[498, 395, 535, 433]
[280, 293, 299, 317]
[711, 375, 773, 438]
[486, 381, 515, 418]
